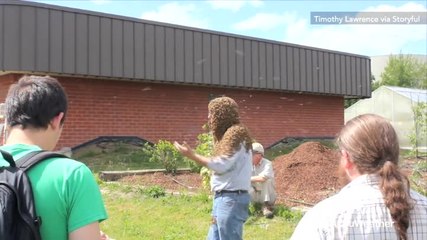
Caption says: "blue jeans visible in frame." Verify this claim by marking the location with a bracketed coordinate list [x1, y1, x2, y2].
[207, 192, 250, 240]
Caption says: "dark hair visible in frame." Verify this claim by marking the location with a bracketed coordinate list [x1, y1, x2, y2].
[5, 75, 68, 129]
[336, 114, 413, 240]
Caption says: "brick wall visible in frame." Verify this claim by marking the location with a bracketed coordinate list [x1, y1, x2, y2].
[0, 74, 344, 149]
[0, 74, 15, 100]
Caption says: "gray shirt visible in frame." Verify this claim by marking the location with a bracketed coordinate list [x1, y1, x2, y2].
[207, 143, 252, 192]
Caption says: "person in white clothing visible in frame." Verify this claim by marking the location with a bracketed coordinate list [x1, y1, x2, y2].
[291, 114, 427, 240]
[250, 142, 277, 218]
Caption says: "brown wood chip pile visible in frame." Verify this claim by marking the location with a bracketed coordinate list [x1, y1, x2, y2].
[273, 141, 340, 206]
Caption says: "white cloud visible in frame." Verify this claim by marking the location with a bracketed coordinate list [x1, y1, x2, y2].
[282, 2, 427, 56]
[207, 0, 263, 12]
[141, 2, 208, 29]
[249, 0, 264, 8]
[233, 12, 286, 31]
[364, 2, 425, 11]
[231, 2, 426, 55]
[90, 0, 111, 5]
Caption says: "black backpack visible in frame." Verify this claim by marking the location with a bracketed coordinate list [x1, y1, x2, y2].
[0, 149, 67, 240]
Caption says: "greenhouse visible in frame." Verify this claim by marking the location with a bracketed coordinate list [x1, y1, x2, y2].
[345, 86, 427, 151]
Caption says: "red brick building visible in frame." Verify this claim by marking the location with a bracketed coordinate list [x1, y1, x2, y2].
[0, 1, 371, 150]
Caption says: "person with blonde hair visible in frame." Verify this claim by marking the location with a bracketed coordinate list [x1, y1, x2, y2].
[174, 96, 252, 240]
[291, 114, 427, 240]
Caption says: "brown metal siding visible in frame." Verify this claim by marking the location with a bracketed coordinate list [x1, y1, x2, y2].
[134, 23, 144, 79]
[0, 2, 371, 98]
[63, 12, 75, 74]
[183, 30, 192, 84]
[211, 35, 220, 85]
[3, 5, 19, 70]
[123, 21, 134, 79]
[88, 16, 99, 76]
[50, 10, 61, 73]
[155, 26, 164, 81]
[193, 31, 202, 84]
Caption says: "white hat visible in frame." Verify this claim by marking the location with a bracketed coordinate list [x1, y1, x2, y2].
[252, 142, 264, 155]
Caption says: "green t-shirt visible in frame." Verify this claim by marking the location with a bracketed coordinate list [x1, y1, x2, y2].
[0, 144, 108, 240]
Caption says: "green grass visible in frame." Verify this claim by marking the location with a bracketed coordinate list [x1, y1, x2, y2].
[100, 183, 301, 240]
[409, 158, 427, 196]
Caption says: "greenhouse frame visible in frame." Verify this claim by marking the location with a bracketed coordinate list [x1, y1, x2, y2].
[345, 86, 427, 151]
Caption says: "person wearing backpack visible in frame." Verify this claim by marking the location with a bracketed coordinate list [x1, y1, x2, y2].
[0, 75, 108, 240]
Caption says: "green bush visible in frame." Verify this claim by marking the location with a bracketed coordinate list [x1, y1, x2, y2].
[200, 166, 211, 190]
[143, 140, 183, 175]
[142, 185, 166, 198]
[410, 160, 427, 196]
[186, 132, 213, 173]
[274, 205, 303, 221]
[248, 203, 303, 222]
[248, 202, 263, 216]
[409, 103, 427, 158]
[183, 131, 214, 190]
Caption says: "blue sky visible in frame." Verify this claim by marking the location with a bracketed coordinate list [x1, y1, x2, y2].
[30, 0, 426, 57]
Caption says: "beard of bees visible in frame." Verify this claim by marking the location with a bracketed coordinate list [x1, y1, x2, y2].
[208, 97, 252, 156]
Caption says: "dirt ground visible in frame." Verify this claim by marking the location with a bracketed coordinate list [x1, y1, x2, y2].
[120, 171, 203, 194]
[119, 141, 427, 207]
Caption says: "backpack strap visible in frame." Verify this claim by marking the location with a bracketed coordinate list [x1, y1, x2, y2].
[17, 150, 68, 171]
[0, 149, 16, 167]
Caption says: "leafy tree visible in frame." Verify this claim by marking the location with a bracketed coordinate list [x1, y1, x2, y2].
[344, 74, 375, 108]
[409, 102, 427, 158]
[344, 98, 358, 109]
[374, 54, 427, 90]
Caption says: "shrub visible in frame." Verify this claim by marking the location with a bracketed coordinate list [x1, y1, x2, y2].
[200, 166, 211, 190]
[181, 130, 214, 190]
[186, 132, 213, 173]
[143, 140, 183, 175]
[410, 160, 427, 196]
[274, 205, 303, 221]
[142, 185, 166, 198]
[248, 202, 263, 216]
[409, 102, 427, 158]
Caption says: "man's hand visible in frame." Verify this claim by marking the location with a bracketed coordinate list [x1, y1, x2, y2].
[251, 175, 267, 183]
[174, 141, 210, 167]
[173, 141, 194, 158]
[100, 231, 115, 240]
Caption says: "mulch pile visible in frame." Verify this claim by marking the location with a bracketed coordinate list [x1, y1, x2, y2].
[273, 141, 341, 207]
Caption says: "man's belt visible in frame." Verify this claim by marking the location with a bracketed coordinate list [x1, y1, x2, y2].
[215, 189, 248, 195]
